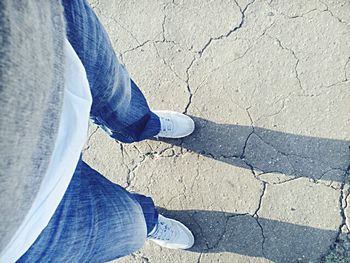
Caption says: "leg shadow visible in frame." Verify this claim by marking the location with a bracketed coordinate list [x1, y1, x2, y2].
[159, 208, 338, 263]
[159, 116, 349, 183]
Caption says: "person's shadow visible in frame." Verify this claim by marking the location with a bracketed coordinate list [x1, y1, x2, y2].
[155, 116, 350, 262]
[161, 116, 349, 183]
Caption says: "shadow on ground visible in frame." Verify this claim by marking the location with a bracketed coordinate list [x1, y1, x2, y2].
[160, 116, 350, 183]
[159, 208, 337, 263]
[154, 116, 350, 262]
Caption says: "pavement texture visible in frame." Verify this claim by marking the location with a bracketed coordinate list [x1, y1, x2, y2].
[85, 0, 350, 262]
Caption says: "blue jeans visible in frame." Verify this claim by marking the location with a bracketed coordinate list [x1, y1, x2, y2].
[19, 0, 160, 261]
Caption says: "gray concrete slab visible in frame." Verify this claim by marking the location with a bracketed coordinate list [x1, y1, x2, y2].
[85, 0, 350, 262]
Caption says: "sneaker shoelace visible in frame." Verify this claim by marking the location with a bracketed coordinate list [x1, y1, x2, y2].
[151, 220, 175, 241]
[159, 116, 174, 135]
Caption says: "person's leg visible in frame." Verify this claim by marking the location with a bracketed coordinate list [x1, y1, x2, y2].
[62, 0, 160, 143]
[18, 160, 158, 262]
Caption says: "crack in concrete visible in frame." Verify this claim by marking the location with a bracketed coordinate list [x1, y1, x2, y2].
[325, 79, 350, 90]
[119, 143, 134, 188]
[250, 132, 304, 175]
[145, 168, 157, 194]
[333, 146, 350, 246]
[119, 2, 180, 63]
[254, 99, 287, 123]
[165, 194, 183, 207]
[181, 1, 276, 115]
[161, 5, 167, 42]
[237, 108, 333, 186]
[179, 0, 260, 116]
[254, 216, 267, 257]
[111, 16, 142, 45]
[272, 36, 304, 92]
[251, 131, 349, 182]
[120, 40, 151, 61]
[191, 21, 276, 101]
[240, 108, 255, 159]
[163, 0, 347, 117]
[257, 172, 300, 185]
[254, 182, 267, 216]
[184, 56, 197, 114]
[240, 109, 272, 181]
[153, 43, 184, 81]
[118, 143, 150, 189]
[252, 182, 267, 257]
[189, 213, 209, 249]
[320, 0, 349, 26]
[190, 163, 201, 193]
[282, 9, 319, 20]
[344, 187, 350, 231]
[198, 0, 256, 57]
[136, 144, 183, 160]
[182, 109, 342, 189]
[219, 154, 242, 159]
[207, 216, 230, 250]
[318, 168, 348, 180]
[266, 1, 328, 21]
[206, 213, 249, 251]
[118, 2, 180, 62]
[344, 57, 350, 81]
[82, 125, 99, 152]
[154, 1, 180, 46]
[322, 54, 350, 88]
[203, 213, 267, 257]
[190, 45, 254, 102]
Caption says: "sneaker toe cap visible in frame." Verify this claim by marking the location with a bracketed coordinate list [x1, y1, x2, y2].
[173, 113, 195, 138]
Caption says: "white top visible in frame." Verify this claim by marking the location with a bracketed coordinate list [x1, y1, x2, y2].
[0, 39, 92, 262]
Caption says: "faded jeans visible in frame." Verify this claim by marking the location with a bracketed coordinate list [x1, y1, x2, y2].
[18, 0, 160, 262]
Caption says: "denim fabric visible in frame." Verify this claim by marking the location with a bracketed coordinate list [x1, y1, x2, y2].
[18, 0, 161, 261]
[63, 0, 161, 143]
[18, 161, 157, 262]
[64, 0, 160, 236]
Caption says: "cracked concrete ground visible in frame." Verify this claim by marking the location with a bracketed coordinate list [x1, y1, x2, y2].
[85, 0, 350, 262]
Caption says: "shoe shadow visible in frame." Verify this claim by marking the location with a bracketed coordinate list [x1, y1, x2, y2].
[159, 116, 350, 183]
[158, 208, 338, 263]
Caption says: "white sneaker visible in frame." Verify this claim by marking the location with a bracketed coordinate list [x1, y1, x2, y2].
[148, 215, 195, 250]
[153, 111, 195, 139]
